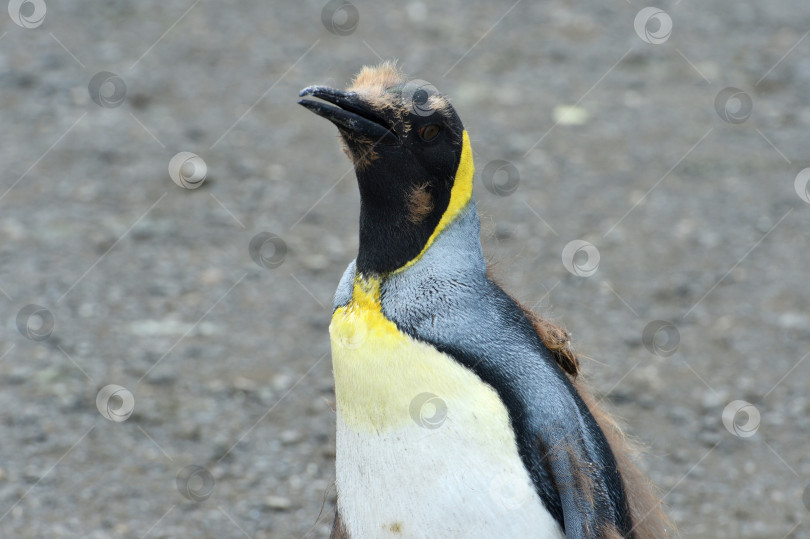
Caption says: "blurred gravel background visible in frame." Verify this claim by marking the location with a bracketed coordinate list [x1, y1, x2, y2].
[1, 1, 809, 537]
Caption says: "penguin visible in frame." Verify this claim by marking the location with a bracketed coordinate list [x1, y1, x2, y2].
[298, 62, 669, 539]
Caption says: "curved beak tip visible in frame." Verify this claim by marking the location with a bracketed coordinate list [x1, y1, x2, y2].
[298, 85, 320, 98]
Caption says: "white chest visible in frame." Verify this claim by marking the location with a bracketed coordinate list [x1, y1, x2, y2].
[335, 411, 564, 539]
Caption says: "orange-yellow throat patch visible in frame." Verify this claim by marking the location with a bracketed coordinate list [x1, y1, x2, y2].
[329, 276, 511, 437]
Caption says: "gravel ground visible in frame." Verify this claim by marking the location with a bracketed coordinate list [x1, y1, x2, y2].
[2, 1, 810, 537]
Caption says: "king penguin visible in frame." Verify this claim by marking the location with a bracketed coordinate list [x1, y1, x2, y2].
[298, 62, 669, 539]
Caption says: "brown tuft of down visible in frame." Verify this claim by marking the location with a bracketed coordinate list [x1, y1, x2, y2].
[426, 94, 452, 116]
[339, 134, 379, 171]
[406, 183, 434, 224]
[346, 61, 451, 118]
[347, 60, 405, 96]
[563, 435, 597, 509]
[599, 524, 627, 539]
[574, 377, 674, 538]
[330, 506, 348, 539]
[522, 308, 580, 376]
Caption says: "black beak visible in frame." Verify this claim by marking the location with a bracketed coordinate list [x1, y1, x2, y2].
[298, 86, 398, 144]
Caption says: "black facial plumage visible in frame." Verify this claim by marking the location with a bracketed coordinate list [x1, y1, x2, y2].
[299, 64, 466, 275]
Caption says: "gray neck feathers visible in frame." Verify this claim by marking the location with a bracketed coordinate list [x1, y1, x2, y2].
[399, 199, 486, 280]
[379, 199, 488, 325]
[331, 199, 486, 312]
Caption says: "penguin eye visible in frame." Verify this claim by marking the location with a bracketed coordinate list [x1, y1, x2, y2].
[418, 124, 441, 142]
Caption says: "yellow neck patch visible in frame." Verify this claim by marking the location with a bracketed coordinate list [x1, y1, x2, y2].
[394, 130, 475, 274]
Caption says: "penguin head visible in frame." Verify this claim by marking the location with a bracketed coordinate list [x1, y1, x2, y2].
[299, 62, 474, 275]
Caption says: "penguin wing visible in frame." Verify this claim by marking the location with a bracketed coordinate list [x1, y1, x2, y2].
[382, 278, 632, 537]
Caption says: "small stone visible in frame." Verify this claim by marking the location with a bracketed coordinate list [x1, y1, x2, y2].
[701, 391, 726, 410]
[93, 234, 117, 254]
[778, 312, 809, 330]
[78, 303, 95, 318]
[756, 216, 773, 233]
[289, 475, 303, 489]
[279, 430, 302, 445]
[176, 424, 201, 441]
[552, 105, 589, 126]
[0, 218, 26, 240]
[264, 496, 292, 511]
[671, 448, 690, 464]
[232, 377, 258, 392]
[696, 430, 722, 447]
[198, 268, 224, 286]
[258, 388, 275, 403]
[71, 86, 89, 106]
[265, 164, 286, 181]
[636, 393, 656, 409]
[145, 372, 176, 386]
[695, 61, 720, 80]
[301, 253, 330, 272]
[23, 466, 42, 482]
[495, 223, 514, 240]
[272, 374, 292, 392]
